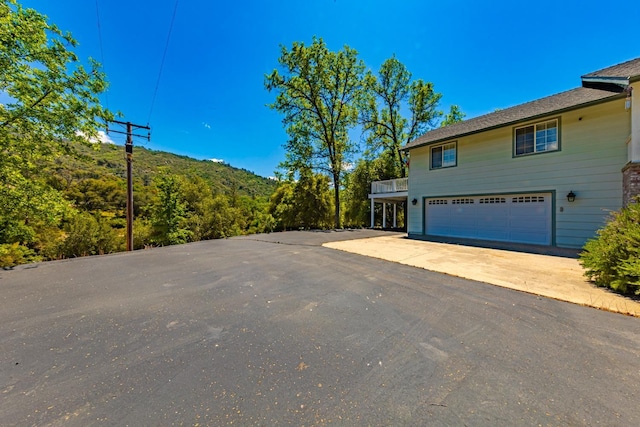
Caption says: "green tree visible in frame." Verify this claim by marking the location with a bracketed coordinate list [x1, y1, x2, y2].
[360, 56, 443, 178]
[0, 0, 111, 249]
[269, 181, 297, 231]
[269, 172, 333, 231]
[265, 37, 365, 228]
[58, 212, 121, 258]
[294, 171, 333, 229]
[441, 104, 466, 127]
[233, 195, 275, 235]
[343, 155, 398, 227]
[150, 173, 192, 246]
[188, 195, 244, 240]
[65, 177, 126, 212]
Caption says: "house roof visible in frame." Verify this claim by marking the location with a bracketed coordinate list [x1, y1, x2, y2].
[404, 87, 622, 150]
[582, 57, 640, 80]
[404, 57, 640, 151]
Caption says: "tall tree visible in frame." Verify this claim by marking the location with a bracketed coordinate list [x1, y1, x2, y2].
[0, 0, 111, 247]
[265, 37, 365, 228]
[150, 172, 192, 246]
[268, 171, 333, 231]
[360, 56, 443, 178]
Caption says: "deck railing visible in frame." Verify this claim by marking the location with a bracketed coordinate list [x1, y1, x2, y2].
[371, 177, 408, 194]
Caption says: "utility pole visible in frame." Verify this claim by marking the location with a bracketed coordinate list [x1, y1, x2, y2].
[106, 120, 150, 251]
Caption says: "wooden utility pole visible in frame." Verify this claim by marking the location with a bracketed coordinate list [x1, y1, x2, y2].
[106, 120, 150, 251]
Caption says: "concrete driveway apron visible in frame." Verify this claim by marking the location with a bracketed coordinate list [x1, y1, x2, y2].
[324, 234, 640, 317]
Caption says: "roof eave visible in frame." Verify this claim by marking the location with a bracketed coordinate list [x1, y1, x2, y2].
[581, 76, 630, 87]
[403, 92, 625, 152]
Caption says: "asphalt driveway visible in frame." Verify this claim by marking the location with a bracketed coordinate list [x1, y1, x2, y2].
[2, 230, 640, 426]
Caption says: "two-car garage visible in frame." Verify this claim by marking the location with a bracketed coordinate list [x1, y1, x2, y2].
[424, 192, 552, 246]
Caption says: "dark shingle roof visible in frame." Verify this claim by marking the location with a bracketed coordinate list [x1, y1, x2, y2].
[405, 57, 640, 150]
[582, 57, 640, 80]
[404, 86, 621, 150]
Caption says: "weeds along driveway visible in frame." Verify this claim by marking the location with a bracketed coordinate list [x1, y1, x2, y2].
[1, 230, 640, 426]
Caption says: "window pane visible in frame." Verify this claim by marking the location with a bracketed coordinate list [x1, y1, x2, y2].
[516, 126, 534, 155]
[534, 120, 558, 152]
[443, 144, 456, 166]
[516, 121, 558, 155]
[431, 146, 442, 168]
[546, 121, 557, 150]
[547, 124, 557, 141]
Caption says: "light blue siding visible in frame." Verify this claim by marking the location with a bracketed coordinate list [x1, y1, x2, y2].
[407, 99, 630, 248]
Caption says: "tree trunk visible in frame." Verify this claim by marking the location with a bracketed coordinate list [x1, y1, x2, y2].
[333, 174, 341, 229]
[397, 148, 406, 178]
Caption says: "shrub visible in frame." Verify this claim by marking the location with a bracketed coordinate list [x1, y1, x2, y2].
[58, 212, 122, 258]
[579, 200, 640, 295]
[133, 218, 154, 249]
[0, 243, 41, 269]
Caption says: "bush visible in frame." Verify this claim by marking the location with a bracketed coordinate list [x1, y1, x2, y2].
[58, 212, 122, 258]
[0, 243, 41, 269]
[133, 218, 154, 249]
[269, 172, 333, 231]
[579, 200, 640, 296]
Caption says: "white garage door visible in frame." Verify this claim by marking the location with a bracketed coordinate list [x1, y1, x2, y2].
[425, 193, 552, 245]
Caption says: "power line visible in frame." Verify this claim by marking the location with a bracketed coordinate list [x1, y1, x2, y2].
[147, 0, 179, 125]
[94, 0, 109, 110]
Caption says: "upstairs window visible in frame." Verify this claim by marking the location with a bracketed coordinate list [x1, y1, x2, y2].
[431, 142, 457, 169]
[514, 119, 559, 156]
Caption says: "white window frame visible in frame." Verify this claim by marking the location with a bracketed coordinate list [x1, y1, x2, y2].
[514, 118, 559, 156]
[430, 141, 457, 169]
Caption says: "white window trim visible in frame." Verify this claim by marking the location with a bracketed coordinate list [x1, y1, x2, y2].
[514, 118, 559, 156]
[430, 141, 457, 169]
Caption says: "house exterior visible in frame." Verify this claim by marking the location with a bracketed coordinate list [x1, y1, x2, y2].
[403, 57, 640, 249]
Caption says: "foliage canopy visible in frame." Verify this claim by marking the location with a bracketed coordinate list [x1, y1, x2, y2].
[265, 37, 365, 228]
[0, 0, 111, 249]
[360, 56, 443, 178]
[269, 172, 333, 231]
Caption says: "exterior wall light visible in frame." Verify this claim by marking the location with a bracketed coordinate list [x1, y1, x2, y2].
[567, 191, 576, 202]
[411, 198, 418, 205]
[625, 86, 633, 111]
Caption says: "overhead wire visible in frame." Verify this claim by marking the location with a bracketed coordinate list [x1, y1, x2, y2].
[147, 0, 180, 126]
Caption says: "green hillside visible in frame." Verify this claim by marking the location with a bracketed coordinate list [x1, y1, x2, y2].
[70, 143, 277, 198]
[0, 141, 281, 268]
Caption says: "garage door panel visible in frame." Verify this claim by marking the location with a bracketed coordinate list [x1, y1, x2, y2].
[477, 229, 510, 241]
[425, 193, 552, 245]
[510, 231, 548, 245]
[511, 205, 548, 216]
[426, 202, 452, 236]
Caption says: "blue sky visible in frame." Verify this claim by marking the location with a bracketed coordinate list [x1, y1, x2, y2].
[21, 0, 638, 177]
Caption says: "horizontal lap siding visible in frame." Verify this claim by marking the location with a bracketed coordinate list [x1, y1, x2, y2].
[407, 100, 629, 248]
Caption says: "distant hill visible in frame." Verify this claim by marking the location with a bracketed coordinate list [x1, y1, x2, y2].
[67, 143, 278, 199]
